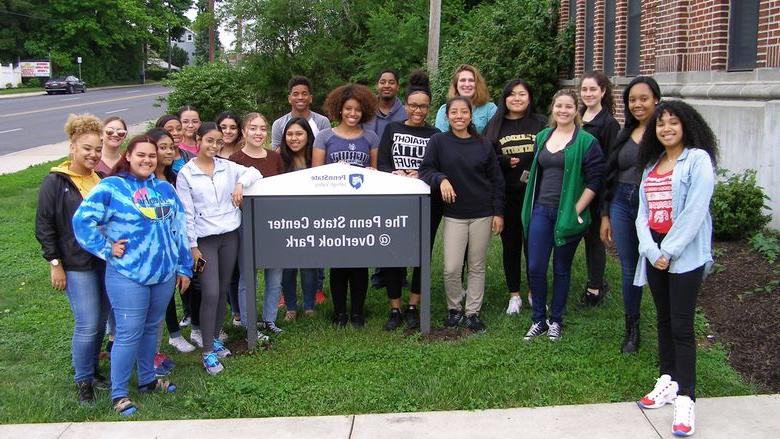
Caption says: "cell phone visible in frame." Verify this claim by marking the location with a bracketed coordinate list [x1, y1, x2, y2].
[520, 170, 530, 184]
[195, 257, 207, 273]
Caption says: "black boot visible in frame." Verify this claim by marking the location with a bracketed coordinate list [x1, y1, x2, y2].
[621, 314, 640, 354]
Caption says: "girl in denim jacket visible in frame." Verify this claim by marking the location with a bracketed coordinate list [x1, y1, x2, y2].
[634, 101, 718, 438]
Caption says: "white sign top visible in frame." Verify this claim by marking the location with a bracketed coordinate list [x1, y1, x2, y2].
[244, 163, 430, 196]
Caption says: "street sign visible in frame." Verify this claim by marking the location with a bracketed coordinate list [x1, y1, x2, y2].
[77, 57, 82, 64]
[240, 163, 432, 348]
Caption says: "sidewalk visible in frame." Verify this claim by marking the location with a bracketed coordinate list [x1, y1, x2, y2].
[0, 82, 163, 100]
[0, 122, 150, 175]
[0, 394, 776, 438]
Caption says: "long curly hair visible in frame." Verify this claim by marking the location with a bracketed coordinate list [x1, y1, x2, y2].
[579, 71, 615, 115]
[637, 100, 718, 169]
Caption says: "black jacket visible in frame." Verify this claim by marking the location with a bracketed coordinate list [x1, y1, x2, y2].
[581, 108, 621, 215]
[35, 172, 103, 271]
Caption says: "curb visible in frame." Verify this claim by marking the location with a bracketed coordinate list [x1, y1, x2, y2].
[0, 82, 163, 100]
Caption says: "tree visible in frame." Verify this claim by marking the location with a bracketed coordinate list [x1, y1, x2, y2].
[170, 45, 189, 68]
[0, 0, 49, 64]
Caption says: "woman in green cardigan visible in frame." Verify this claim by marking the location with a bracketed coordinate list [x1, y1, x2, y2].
[521, 89, 605, 342]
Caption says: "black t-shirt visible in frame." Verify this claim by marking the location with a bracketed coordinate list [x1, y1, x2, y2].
[492, 114, 546, 191]
[377, 121, 441, 172]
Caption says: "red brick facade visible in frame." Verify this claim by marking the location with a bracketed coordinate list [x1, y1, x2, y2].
[565, 0, 780, 76]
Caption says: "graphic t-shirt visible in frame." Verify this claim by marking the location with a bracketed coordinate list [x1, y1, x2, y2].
[494, 115, 546, 191]
[377, 121, 440, 172]
[645, 165, 674, 234]
[313, 128, 379, 167]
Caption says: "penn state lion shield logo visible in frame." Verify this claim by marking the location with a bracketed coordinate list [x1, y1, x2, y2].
[349, 173, 364, 189]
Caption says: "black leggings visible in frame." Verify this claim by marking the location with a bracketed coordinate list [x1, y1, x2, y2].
[646, 232, 704, 400]
[182, 272, 202, 327]
[384, 194, 443, 300]
[584, 203, 607, 289]
[500, 188, 525, 292]
[164, 295, 181, 336]
[330, 268, 368, 316]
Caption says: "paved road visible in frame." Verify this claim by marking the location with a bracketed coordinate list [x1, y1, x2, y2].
[0, 84, 170, 155]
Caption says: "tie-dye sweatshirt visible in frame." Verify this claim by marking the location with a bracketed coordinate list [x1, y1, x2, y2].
[73, 172, 194, 285]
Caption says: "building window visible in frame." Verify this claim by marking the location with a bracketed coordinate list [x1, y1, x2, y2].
[569, 0, 576, 23]
[626, 0, 641, 76]
[585, 0, 595, 72]
[603, 0, 616, 75]
[728, 0, 760, 71]
[187, 34, 193, 42]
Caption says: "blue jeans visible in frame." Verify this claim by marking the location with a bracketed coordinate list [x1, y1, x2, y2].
[105, 264, 175, 400]
[610, 183, 643, 316]
[238, 268, 283, 324]
[527, 205, 581, 324]
[65, 269, 110, 383]
[282, 268, 317, 312]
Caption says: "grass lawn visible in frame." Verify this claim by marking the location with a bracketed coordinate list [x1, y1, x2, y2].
[0, 162, 752, 423]
[0, 87, 42, 96]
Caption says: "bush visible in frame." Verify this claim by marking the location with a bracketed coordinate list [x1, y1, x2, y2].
[23, 78, 42, 88]
[145, 67, 170, 82]
[163, 62, 257, 121]
[711, 169, 772, 240]
[431, 0, 574, 113]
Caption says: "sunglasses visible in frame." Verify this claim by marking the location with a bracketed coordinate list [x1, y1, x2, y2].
[105, 128, 127, 138]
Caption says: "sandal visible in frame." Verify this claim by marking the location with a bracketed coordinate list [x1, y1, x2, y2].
[138, 379, 177, 394]
[284, 310, 297, 321]
[113, 397, 137, 416]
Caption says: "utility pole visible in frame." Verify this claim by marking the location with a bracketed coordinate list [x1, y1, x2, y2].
[168, 25, 172, 73]
[427, 0, 441, 74]
[208, 0, 215, 62]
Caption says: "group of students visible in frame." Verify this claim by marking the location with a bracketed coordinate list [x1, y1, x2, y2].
[36, 64, 717, 436]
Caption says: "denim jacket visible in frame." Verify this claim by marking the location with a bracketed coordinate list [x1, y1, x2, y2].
[634, 148, 715, 286]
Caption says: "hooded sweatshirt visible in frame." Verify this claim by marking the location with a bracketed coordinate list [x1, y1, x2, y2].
[72, 173, 194, 285]
[52, 161, 101, 197]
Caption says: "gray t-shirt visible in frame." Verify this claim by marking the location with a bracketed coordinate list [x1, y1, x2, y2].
[617, 138, 642, 185]
[313, 128, 379, 167]
[271, 111, 331, 149]
[536, 146, 566, 207]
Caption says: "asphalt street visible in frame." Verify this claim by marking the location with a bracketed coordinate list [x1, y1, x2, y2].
[0, 84, 170, 155]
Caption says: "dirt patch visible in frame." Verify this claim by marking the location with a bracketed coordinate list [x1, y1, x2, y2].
[418, 327, 474, 342]
[226, 337, 272, 355]
[698, 239, 780, 392]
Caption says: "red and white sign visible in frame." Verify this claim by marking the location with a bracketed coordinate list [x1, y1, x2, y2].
[20, 61, 51, 78]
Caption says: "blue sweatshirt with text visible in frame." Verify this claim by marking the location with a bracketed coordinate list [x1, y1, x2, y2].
[73, 173, 193, 285]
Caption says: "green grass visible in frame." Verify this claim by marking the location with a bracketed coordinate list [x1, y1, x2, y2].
[0, 87, 42, 95]
[0, 163, 752, 423]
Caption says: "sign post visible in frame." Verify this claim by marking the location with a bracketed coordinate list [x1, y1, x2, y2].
[241, 163, 431, 348]
[77, 57, 82, 80]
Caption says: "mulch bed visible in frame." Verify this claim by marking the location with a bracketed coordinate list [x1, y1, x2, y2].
[698, 239, 780, 392]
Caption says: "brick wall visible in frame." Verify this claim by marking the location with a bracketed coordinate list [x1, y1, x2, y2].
[562, 0, 780, 75]
[758, 0, 780, 67]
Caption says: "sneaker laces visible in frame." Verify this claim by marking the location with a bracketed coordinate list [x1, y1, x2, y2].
[548, 322, 561, 338]
[646, 376, 675, 401]
[213, 339, 227, 351]
[203, 352, 220, 367]
[525, 321, 546, 337]
[673, 396, 694, 430]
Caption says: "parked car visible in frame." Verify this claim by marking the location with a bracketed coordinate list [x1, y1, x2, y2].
[44, 76, 86, 94]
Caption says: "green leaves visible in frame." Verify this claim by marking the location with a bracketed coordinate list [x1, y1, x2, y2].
[711, 169, 772, 240]
[163, 62, 256, 121]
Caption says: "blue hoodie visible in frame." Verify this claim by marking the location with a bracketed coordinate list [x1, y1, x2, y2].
[73, 173, 194, 285]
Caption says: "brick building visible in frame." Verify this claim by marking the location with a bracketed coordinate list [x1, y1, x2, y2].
[561, 0, 780, 226]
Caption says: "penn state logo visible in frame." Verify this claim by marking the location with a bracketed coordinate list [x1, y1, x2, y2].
[349, 173, 364, 189]
[348, 143, 356, 151]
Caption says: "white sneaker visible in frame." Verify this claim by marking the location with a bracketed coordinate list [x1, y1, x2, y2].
[190, 329, 203, 348]
[672, 395, 695, 437]
[247, 330, 270, 343]
[505, 296, 522, 315]
[168, 335, 196, 353]
[218, 329, 228, 342]
[638, 374, 679, 409]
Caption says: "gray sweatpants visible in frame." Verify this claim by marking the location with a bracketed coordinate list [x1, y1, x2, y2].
[198, 230, 239, 353]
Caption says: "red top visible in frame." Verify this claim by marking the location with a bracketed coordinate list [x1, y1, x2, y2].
[645, 164, 674, 234]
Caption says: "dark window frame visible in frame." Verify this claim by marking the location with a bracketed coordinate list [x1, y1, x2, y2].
[585, 0, 595, 72]
[728, 0, 760, 71]
[603, 0, 616, 75]
[626, 0, 641, 76]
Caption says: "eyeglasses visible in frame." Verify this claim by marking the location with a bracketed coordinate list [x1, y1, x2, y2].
[407, 104, 430, 112]
[105, 128, 127, 138]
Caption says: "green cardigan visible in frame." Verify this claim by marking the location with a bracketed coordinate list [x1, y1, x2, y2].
[521, 127, 602, 246]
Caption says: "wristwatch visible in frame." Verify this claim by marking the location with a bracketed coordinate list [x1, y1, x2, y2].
[49, 259, 60, 267]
